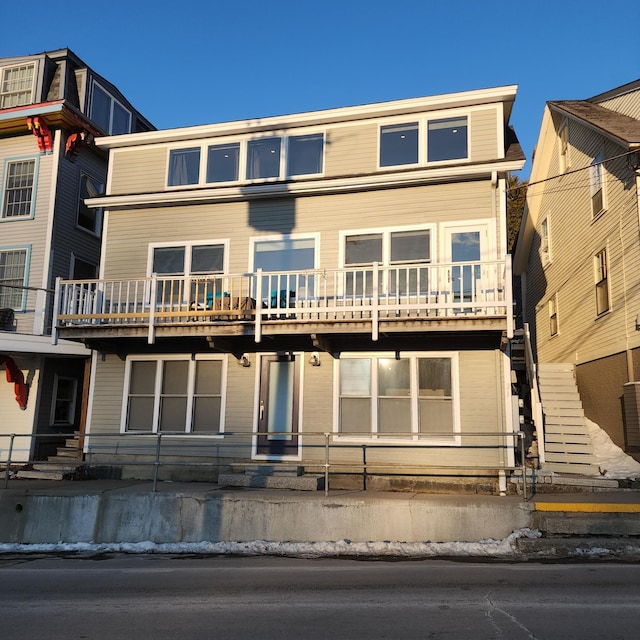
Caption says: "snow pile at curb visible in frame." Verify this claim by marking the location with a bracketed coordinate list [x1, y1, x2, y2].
[0, 528, 541, 558]
[587, 419, 640, 479]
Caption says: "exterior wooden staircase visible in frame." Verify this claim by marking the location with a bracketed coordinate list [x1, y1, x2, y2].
[16, 434, 83, 480]
[537, 363, 600, 476]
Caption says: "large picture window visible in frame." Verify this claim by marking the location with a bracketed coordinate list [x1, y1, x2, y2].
[2, 159, 36, 219]
[338, 354, 457, 440]
[0, 247, 28, 309]
[343, 227, 431, 296]
[123, 356, 226, 434]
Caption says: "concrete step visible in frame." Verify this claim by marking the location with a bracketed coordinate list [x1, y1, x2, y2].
[230, 464, 304, 476]
[33, 462, 80, 473]
[218, 472, 324, 491]
[54, 448, 82, 458]
[15, 469, 72, 481]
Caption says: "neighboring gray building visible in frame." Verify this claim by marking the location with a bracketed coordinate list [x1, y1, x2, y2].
[0, 49, 153, 463]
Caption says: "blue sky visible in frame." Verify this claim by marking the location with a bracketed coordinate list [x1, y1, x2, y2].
[3, 0, 639, 176]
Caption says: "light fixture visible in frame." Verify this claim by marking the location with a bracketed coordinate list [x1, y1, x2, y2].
[309, 352, 321, 367]
[237, 354, 251, 367]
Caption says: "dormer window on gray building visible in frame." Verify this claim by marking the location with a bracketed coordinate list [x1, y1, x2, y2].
[90, 82, 132, 135]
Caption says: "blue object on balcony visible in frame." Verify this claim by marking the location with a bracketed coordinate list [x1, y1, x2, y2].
[206, 291, 229, 307]
[270, 290, 292, 308]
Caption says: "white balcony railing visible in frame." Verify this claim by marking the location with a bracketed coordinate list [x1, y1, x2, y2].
[53, 258, 513, 344]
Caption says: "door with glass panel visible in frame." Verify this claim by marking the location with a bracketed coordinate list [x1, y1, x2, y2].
[256, 355, 300, 457]
[253, 237, 315, 309]
[443, 225, 488, 311]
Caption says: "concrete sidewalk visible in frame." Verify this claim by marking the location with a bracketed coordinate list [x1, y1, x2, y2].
[1, 479, 639, 559]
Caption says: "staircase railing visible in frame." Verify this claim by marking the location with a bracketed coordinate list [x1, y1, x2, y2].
[523, 323, 545, 464]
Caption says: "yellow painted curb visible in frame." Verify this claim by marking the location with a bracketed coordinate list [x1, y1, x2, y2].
[535, 502, 640, 513]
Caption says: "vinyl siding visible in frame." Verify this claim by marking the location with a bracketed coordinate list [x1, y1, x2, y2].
[324, 123, 378, 176]
[596, 87, 640, 120]
[109, 147, 166, 195]
[470, 109, 498, 162]
[103, 180, 497, 279]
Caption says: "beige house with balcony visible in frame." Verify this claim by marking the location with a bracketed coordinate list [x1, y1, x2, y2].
[53, 85, 525, 489]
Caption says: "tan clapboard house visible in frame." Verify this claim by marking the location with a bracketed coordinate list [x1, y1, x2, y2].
[53, 85, 525, 489]
[514, 79, 640, 470]
[0, 49, 153, 466]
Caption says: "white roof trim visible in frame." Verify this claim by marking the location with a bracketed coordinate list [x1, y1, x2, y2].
[87, 159, 525, 210]
[95, 85, 519, 150]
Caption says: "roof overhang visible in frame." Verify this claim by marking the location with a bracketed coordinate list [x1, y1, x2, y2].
[0, 333, 90, 356]
[0, 101, 101, 138]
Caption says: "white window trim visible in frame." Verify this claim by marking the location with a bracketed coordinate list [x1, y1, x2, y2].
[0, 61, 37, 108]
[165, 128, 327, 190]
[332, 351, 461, 446]
[1, 155, 39, 221]
[50, 375, 78, 426]
[376, 109, 471, 170]
[120, 353, 228, 436]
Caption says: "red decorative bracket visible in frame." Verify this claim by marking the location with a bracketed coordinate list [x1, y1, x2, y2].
[0, 355, 29, 410]
[65, 130, 94, 159]
[26, 116, 53, 154]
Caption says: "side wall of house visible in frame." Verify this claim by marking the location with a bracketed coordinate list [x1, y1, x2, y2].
[0, 134, 54, 335]
[524, 110, 640, 448]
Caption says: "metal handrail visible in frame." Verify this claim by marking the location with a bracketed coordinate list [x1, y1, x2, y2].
[1, 429, 528, 499]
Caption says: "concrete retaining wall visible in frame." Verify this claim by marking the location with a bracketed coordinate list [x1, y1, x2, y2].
[0, 484, 533, 544]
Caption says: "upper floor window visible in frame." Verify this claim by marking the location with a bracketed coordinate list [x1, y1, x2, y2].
[0, 63, 35, 108]
[2, 159, 36, 219]
[427, 117, 468, 162]
[594, 248, 610, 316]
[90, 82, 131, 135]
[71, 255, 98, 280]
[379, 116, 469, 168]
[167, 132, 325, 188]
[247, 138, 281, 180]
[559, 121, 569, 173]
[540, 216, 551, 265]
[168, 148, 200, 186]
[77, 173, 104, 235]
[0, 247, 28, 310]
[590, 153, 605, 217]
[343, 227, 431, 296]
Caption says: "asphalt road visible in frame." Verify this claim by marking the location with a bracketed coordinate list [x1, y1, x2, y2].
[1, 554, 639, 639]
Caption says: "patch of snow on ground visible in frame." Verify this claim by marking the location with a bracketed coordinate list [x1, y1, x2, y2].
[587, 418, 640, 479]
[0, 529, 542, 557]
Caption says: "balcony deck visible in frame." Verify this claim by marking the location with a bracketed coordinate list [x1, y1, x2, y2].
[53, 259, 513, 346]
